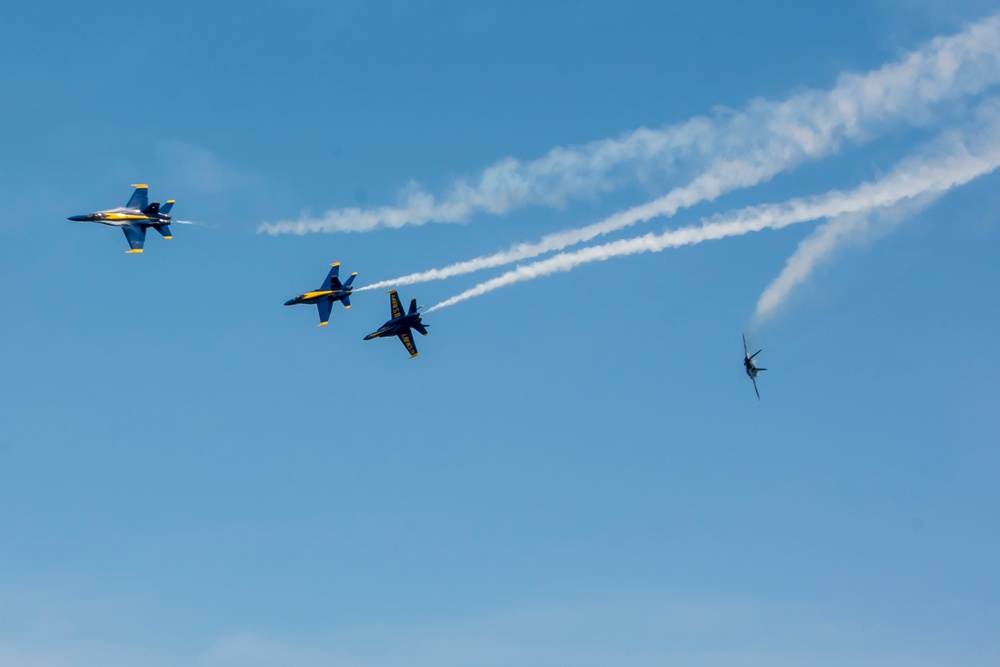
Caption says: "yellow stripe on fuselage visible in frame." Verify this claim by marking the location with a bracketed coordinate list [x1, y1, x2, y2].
[301, 291, 334, 300]
[104, 213, 151, 221]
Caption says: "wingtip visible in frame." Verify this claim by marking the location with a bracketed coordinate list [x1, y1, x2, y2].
[163, 236, 173, 239]
[317, 321, 329, 327]
[126, 248, 144, 254]
[130, 183, 148, 189]
[331, 262, 340, 267]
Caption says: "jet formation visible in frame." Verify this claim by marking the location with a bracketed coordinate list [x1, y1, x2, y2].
[68, 185, 771, 374]
[282, 265, 430, 357]
[69, 184, 174, 253]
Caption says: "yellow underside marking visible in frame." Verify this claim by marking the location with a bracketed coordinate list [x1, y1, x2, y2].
[126, 249, 143, 254]
[130, 184, 148, 189]
[344, 305, 351, 309]
[166, 199, 175, 203]
[331, 262, 340, 267]
[302, 290, 333, 299]
[164, 236, 173, 239]
[318, 321, 329, 327]
[106, 213, 148, 221]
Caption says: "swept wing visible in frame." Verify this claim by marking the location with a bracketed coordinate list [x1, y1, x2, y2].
[397, 330, 418, 358]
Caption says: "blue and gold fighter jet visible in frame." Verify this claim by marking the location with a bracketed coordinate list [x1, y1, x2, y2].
[68, 184, 174, 253]
[284, 263, 357, 326]
[364, 290, 429, 358]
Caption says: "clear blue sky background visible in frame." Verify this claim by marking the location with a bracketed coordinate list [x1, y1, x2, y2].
[1, 2, 999, 665]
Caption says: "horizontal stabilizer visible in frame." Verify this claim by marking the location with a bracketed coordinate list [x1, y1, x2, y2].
[160, 200, 175, 215]
[153, 224, 172, 239]
[344, 272, 357, 288]
[413, 322, 428, 336]
[342, 295, 351, 308]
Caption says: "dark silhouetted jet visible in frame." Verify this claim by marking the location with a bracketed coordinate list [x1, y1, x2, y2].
[284, 263, 357, 326]
[364, 290, 428, 358]
[743, 334, 767, 400]
[68, 184, 174, 253]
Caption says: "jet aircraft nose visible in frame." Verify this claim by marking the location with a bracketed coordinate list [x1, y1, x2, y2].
[67, 214, 90, 222]
[283, 298, 297, 306]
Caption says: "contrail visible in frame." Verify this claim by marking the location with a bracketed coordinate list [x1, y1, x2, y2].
[751, 194, 940, 327]
[357, 159, 775, 291]
[427, 105, 1000, 312]
[263, 14, 1000, 238]
[754, 98, 1000, 325]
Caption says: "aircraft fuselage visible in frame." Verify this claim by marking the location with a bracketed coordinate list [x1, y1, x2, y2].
[284, 289, 351, 306]
[366, 312, 423, 340]
[68, 206, 170, 227]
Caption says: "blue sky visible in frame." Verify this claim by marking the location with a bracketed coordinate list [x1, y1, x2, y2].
[2, 2, 1000, 665]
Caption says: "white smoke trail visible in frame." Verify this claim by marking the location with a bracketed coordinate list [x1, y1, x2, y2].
[263, 14, 1000, 238]
[754, 97, 1000, 325]
[427, 104, 1000, 312]
[751, 195, 939, 327]
[357, 159, 775, 291]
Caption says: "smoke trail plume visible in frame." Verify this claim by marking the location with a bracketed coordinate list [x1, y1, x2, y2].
[750, 197, 938, 327]
[428, 104, 1000, 312]
[263, 14, 1000, 238]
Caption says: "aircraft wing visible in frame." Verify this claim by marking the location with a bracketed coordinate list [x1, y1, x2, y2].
[389, 290, 404, 319]
[121, 224, 147, 253]
[126, 184, 148, 210]
[752, 377, 760, 400]
[397, 330, 418, 358]
[316, 299, 333, 326]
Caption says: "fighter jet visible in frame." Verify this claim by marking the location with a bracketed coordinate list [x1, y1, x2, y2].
[284, 263, 357, 326]
[68, 184, 174, 253]
[364, 290, 429, 358]
[743, 334, 767, 400]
